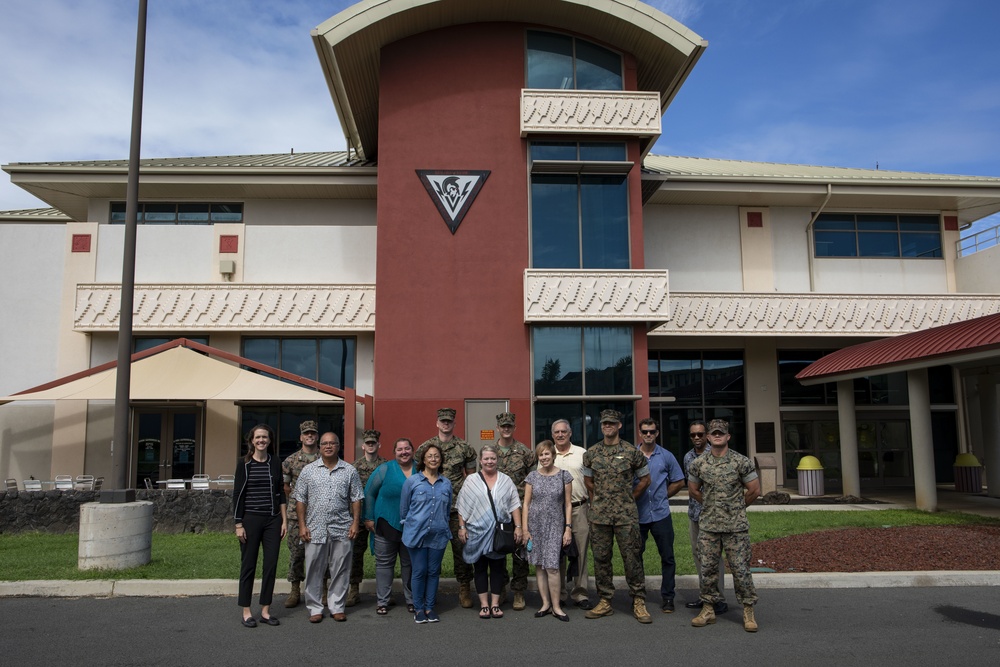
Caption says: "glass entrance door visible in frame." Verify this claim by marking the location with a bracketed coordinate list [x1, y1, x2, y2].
[133, 409, 201, 488]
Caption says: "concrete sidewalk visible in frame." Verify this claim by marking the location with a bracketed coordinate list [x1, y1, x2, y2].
[5, 485, 998, 599]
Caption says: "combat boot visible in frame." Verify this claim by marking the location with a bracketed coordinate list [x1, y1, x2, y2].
[498, 585, 508, 605]
[584, 598, 614, 619]
[691, 603, 716, 627]
[345, 583, 360, 607]
[632, 598, 652, 624]
[284, 581, 300, 608]
[743, 604, 758, 632]
[459, 582, 474, 609]
[513, 592, 525, 611]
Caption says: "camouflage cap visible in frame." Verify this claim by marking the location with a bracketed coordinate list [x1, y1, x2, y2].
[599, 409, 622, 424]
[496, 412, 516, 427]
[437, 408, 457, 422]
[299, 420, 318, 434]
[362, 429, 381, 443]
[708, 418, 730, 435]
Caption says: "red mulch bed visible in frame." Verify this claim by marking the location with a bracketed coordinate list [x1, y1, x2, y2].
[751, 525, 1000, 572]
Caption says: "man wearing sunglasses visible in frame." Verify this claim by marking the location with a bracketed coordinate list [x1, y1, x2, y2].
[682, 421, 728, 615]
[686, 419, 760, 632]
[634, 418, 686, 613]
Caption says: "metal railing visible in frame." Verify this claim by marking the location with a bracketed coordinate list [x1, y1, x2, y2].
[957, 223, 1000, 257]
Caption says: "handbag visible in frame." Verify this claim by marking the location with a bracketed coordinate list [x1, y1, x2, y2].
[480, 472, 516, 555]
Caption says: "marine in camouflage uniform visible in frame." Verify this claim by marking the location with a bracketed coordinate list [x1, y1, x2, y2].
[493, 412, 536, 608]
[686, 419, 761, 632]
[415, 408, 478, 601]
[347, 429, 387, 606]
[582, 410, 652, 623]
[282, 421, 320, 607]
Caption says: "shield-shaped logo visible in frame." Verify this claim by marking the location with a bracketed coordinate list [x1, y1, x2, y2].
[416, 170, 490, 235]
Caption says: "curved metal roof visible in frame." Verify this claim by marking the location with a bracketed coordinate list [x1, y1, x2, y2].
[311, 0, 706, 159]
[797, 312, 1000, 384]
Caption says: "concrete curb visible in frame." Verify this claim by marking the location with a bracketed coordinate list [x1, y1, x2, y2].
[4, 571, 1000, 599]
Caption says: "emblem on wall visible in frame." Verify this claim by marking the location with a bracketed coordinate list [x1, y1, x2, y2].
[416, 170, 490, 235]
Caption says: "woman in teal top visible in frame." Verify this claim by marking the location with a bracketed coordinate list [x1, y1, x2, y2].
[364, 437, 416, 615]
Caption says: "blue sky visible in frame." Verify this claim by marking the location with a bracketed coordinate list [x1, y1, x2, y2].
[1, 0, 998, 232]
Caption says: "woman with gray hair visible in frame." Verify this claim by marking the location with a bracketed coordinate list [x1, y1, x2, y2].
[456, 444, 522, 619]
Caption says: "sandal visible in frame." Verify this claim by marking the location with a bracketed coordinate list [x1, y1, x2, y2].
[491, 606, 504, 619]
[376, 606, 388, 616]
[479, 606, 491, 620]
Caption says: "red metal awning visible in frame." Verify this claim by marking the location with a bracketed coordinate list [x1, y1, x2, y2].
[797, 312, 1000, 385]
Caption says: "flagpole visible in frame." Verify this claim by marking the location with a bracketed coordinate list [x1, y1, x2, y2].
[112, 0, 147, 489]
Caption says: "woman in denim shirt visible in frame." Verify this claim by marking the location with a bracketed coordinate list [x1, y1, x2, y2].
[400, 442, 453, 624]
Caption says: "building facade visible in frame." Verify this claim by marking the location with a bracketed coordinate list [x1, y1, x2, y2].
[3, 0, 1000, 494]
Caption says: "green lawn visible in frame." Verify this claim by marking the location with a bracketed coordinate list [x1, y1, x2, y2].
[2, 509, 995, 581]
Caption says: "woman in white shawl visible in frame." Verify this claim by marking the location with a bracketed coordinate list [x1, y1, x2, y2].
[457, 444, 522, 619]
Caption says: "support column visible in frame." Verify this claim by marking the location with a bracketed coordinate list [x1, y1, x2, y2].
[907, 368, 937, 511]
[837, 379, 861, 498]
[979, 375, 1000, 498]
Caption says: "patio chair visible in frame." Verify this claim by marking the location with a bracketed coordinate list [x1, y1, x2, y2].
[23, 479, 43, 491]
[215, 474, 235, 488]
[144, 477, 154, 490]
[54, 475, 74, 491]
[190, 473, 211, 490]
[4, 478, 17, 492]
[74, 475, 95, 491]
[164, 478, 186, 490]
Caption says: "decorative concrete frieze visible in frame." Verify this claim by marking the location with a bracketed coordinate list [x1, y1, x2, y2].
[524, 269, 669, 322]
[521, 89, 661, 137]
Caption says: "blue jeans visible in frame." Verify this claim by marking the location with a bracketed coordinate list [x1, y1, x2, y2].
[640, 515, 676, 600]
[409, 546, 446, 611]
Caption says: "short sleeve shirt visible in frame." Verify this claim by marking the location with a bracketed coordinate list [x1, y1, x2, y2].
[687, 449, 758, 533]
[282, 448, 319, 519]
[353, 454, 387, 489]
[416, 436, 477, 511]
[582, 440, 649, 525]
[683, 448, 706, 522]
[293, 459, 364, 543]
[634, 445, 685, 524]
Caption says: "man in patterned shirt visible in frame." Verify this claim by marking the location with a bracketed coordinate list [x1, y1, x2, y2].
[281, 420, 319, 608]
[415, 407, 478, 608]
[683, 420, 728, 614]
[494, 411, 535, 610]
[582, 409, 652, 624]
[294, 432, 363, 623]
[346, 429, 386, 607]
[687, 419, 760, 632]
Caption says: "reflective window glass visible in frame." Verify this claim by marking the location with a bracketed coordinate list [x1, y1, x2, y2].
[583, 326, 633, 395]
[526, 31, 573, 89]
[575, 40, 623, 90]
[531, 175, 580, 268]
[533, 327, 583, 396]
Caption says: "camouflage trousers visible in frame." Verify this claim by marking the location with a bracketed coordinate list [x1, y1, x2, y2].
[590, 522, 645, 600]
[286, 518, 305, 583]
[697, 529, 758, 606]
[449, 511, 474, 585]
[502, 549, 530, 592]
[349, 523, 372, 586]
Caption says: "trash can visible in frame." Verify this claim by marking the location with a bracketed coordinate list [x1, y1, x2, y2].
[796, 455, 824, 497]
[953, 453, 983, 493]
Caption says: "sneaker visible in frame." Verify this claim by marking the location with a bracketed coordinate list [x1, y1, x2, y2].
[426, 610, 440, 623]
[414, 610, 427, 624]
[661, 598, 675, 613]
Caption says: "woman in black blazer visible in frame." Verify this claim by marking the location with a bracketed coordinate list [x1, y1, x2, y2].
[233, 424, 287, 627]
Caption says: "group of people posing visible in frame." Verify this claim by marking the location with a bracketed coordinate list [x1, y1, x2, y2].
[232, 408, 761, 632]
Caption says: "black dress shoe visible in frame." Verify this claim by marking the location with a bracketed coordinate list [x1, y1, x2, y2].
[534, 608, 552, 618]
[241, 616, 257, 628]
[553, 612, 569, 622]
[258, 615, 280, 626]
[574, 599, 593, 610]
[685, 600, 702, 609]
[714, 601, 729, 614]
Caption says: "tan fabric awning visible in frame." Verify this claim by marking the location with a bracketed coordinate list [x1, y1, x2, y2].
[1, 346, 343, 403]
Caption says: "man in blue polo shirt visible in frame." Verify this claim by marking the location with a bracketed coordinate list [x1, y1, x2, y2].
[635, 418, 686, 613]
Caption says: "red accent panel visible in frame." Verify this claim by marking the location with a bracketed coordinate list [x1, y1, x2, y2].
[747, 211, 763, 228]
[71, 234, 91, 253]
[943, 216, 959, 231]
[219, 235, 239, 253]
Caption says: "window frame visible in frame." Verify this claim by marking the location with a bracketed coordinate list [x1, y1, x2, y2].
[813, 212, 942, 259]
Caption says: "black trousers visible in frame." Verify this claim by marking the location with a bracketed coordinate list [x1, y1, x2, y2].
[474, 555, 506, 595]
[238, 512, 282, 607]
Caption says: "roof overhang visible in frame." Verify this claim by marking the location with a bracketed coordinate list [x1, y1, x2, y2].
[311, 0, 706, 160]
[796, 312, 1000, 385]
[0, 338, 350, 404]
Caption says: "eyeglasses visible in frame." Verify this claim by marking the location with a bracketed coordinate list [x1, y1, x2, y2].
[689, 432, 706, 439]
[640, 430, 657, 435]
[320, 441, 339, 446]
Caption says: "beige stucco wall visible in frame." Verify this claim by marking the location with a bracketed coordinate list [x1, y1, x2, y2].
[956, 244, 1000, 292]
[644, 205, 742, 291]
